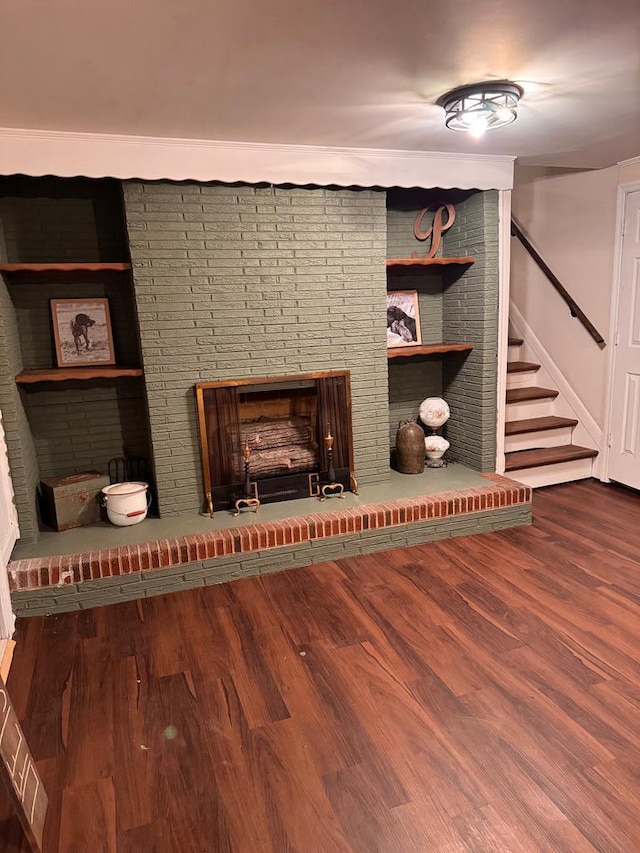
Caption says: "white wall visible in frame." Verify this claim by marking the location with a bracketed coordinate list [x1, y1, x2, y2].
[0, 411, 17, 639]
[511, 164, 619, 427]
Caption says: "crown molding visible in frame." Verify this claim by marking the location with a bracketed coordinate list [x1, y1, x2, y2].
[0, 127, 515, 190]
[618, 154, 640, 167]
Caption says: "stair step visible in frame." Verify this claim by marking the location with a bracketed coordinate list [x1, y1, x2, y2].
[507, 361, 540, 374]
[508, 336, 523, 346]
[505, 444, 598, 472]
[505, 416, 578, 436]
[506, 386, 559, 404]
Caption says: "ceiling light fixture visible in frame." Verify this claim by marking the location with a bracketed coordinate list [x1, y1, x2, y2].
[438, 82, 524, 135]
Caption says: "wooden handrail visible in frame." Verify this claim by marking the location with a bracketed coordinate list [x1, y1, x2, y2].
[510, 218, 605, 347]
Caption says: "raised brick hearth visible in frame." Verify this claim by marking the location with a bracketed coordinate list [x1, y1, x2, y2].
[8, 474, 531, 615]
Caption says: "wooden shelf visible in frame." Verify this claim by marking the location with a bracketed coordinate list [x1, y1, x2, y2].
[0, 262, 131, 273]
[386, 257, 475, 267]
[15, 367, 144, 384]
[387, 343, 474, 359]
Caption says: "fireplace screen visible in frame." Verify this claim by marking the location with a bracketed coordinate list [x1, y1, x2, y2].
[195, 371, 355, 512]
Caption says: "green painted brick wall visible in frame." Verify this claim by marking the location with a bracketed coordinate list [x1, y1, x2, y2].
[386, 194, 447, 260]
[0, 208, 40, 542]
[11, 503, 531, 615]
[0, 177, 501, 548]
[0, 211, 6, 259]
[0, 277, 40, 543]
[24, 385, 150, 480]
[443, 191, 499, 471]
[388, 359, 441, 450]
[386, 192, 446, 455]
[385, 189, 499, 468]
[123, 182, 391, 516]
[0, 178, 126, 263]
[9, 276, 150, 481]
[10, 278, 141, 369]
[0, 178, 150, 540]
[1, 196, 101, 262]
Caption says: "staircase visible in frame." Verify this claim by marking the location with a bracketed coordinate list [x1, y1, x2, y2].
[504, 336, 598, 488]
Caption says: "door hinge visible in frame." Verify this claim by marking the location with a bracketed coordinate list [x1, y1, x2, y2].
[614, 330, 619, 346]
[608, 432, 613, 448]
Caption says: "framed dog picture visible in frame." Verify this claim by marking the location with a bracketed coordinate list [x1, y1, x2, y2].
[50, 298, 116, 367]
[387, 290, 422, 349]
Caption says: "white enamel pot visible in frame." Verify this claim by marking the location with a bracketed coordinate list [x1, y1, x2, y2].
[102, 482, 150, 526]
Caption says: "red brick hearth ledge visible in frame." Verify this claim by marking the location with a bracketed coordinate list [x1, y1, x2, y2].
[8, 474, 530, 593]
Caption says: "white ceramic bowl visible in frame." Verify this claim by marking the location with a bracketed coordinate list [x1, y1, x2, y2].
[102, 482, 149, 526]
[424, 435, 450, 460]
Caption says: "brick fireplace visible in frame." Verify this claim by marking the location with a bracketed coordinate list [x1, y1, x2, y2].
[124, 182, 390, 517]
[0, 179, 502, 533]
[123, 182, 500, 518]
[0, 176, 530, 614]
[196, 371, 355, 510]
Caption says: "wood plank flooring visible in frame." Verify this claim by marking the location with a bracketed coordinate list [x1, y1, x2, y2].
[3, 479, 640, 852]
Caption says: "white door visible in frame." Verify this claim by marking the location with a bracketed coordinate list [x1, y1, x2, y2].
[0, 411, 17, 638]
[609, 190, 640, 490]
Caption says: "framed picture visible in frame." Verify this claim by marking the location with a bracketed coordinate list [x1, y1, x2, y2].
[387, 290, 422, 349]
[50, 298, 116, 367]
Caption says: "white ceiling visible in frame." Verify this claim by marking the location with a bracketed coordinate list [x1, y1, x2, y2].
[1, 0, 639, 169]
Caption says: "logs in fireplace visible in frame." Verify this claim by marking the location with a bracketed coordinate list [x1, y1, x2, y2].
[240, 416, 319, 478]
[195, 371, 355, 512]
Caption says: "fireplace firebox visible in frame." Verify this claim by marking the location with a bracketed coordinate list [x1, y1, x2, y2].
[195, 371, 355, 513]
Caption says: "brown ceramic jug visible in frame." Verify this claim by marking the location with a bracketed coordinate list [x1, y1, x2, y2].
[395, 420, 425, 474]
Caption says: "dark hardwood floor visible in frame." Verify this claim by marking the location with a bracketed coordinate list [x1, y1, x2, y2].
[3, 479, 640, 852]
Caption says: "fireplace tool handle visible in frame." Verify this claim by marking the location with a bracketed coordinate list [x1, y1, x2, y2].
[320, 422, 344, 501]
[234, 441, 261, 516]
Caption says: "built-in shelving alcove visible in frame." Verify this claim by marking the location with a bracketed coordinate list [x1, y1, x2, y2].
[386, 187, 500, 471]
[0, 176, 152, 541]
